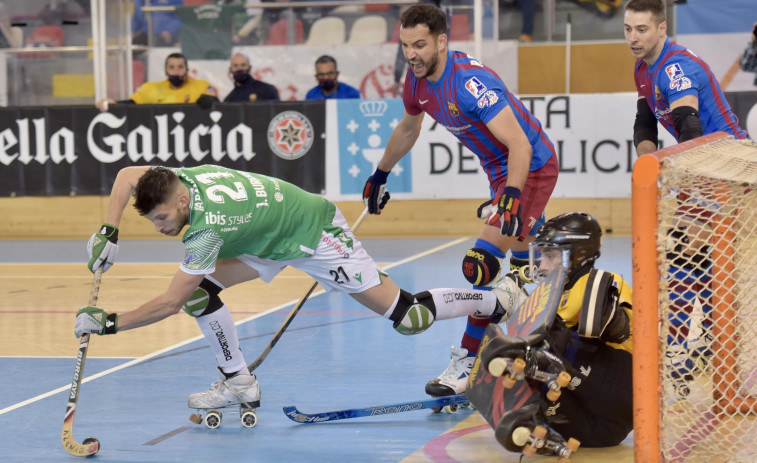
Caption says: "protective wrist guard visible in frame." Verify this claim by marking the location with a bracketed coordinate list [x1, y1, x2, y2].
[103, 313, 118, 335]
[633, 98, 658, 148]
[99, 224, 119, 243]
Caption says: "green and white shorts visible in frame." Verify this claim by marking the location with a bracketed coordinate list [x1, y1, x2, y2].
[236, 208, 385, 293]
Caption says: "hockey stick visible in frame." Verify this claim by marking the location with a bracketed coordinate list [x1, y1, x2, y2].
[61, 268, 103, 457]
[247, 208, 369, 373]
[283, 394, 469, 423]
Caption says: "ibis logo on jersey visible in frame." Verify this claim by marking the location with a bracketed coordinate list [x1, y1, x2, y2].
[267, 111, 314, 161]
[465, 77, 487, 98]
[477, 90, 499, 109]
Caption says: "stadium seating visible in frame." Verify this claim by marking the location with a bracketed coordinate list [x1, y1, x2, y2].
[266, 18, 304, 45]
[304, 16, 345, 46]
[347, 15, 387, 45]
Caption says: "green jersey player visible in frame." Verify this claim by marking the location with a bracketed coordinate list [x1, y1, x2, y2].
[75, 165, 527, 416]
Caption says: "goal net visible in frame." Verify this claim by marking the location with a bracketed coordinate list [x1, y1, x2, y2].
[632, 132, 757, 463]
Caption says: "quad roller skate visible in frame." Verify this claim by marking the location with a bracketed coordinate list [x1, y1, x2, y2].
[188, 372, 261, 428]
[479, 331, 571, 402]
[425, 346, 473, 413]
[495, 402, 580, 462]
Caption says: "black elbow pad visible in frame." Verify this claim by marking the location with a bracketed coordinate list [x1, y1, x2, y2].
[671, 105, 703, 142]
[633, 98, 658, 148]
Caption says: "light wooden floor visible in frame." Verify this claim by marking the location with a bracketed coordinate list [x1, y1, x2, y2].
[0, 238, 635, 462]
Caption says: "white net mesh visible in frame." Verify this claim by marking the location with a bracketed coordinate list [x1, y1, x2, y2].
[656, 137, 757, 462]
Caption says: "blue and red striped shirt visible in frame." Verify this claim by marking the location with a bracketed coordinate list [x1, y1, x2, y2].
[403, 50, 556, 187]
[634, 38, 747, 140]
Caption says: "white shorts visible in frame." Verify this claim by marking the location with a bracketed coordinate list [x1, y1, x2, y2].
[236, 208, 384, 293]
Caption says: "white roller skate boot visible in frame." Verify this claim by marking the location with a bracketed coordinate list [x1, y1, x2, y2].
[188, 370, 261, 428]
[491, 271, 529, 324]
[425, 346, 475, 397]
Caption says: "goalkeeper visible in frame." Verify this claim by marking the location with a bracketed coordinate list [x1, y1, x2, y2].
[76, 165, 527, 413]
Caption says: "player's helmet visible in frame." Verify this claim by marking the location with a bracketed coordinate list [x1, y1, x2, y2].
[531, 212, 602, 278]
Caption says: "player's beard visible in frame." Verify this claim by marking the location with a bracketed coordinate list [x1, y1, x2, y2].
[407, 53, 439, 79]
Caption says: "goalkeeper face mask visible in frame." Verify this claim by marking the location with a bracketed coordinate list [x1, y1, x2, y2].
[529, 244, 570, 283]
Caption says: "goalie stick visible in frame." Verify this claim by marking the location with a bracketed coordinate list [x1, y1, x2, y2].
[247, 208, 369, 373]
[283, 394, 469, 423]
[61, 268, 103, 457]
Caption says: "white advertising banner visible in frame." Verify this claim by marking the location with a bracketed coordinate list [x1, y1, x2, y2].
[324, 93, 677, 201]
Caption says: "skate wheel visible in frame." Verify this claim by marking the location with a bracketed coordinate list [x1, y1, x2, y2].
[512, 426, 531, 447]
[204, 410, 222, 429]
[189, 413, 203, 424]
[557, 438, 581, 462]
[546, 388, 562, 402]
[443, 404, 459, 413]
[431, 406, 442, 413]
[523, 425, 547, 458]
[502, 374, 517, 389]
[488, 358, 508, 377]
[511, 357, 526, 374]
[241, 410, 258, 428]
[556, 371, 571, 388]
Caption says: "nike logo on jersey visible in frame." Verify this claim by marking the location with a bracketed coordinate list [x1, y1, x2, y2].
[640, 84, 646, 88]
[419, 99, 429, 104]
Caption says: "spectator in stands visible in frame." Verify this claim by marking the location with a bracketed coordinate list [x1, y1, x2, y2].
[95, 53, 218, 111]
[132, 0, 182, 47]
[223, 52, 279, 102]
[38, 0, 85, 25]
[305, 55, 361, 100]
[502, 0, 535, 42]
[740, 22, 757, 87]
[0, 1, 21, 48]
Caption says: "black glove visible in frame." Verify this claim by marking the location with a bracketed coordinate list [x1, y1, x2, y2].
[363, 168, 391, 214]
[478, 186, 523, 236]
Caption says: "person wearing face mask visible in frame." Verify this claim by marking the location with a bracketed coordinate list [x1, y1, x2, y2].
[304, 55, 361, 100]
[95, 53, 219, 111]
[223, 52, 279, 103]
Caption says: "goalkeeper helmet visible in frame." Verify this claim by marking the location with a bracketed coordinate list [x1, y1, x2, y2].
[530, 212, 602, 281]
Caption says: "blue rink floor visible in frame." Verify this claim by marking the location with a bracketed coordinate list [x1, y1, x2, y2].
[0, 237, 632, 462]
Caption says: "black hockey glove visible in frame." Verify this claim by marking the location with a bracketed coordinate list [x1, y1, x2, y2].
[363, 168, 391, 214]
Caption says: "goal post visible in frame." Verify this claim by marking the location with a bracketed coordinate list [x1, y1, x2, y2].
[632, 132, 757, 462]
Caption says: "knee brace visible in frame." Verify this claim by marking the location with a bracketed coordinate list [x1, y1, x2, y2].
[390, 289, 436, 336]
[183, 278, 224, 318]
[462, 245, 502, 287]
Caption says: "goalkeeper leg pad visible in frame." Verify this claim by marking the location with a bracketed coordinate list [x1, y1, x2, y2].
[183, 278, 224, 318]
[390, 289, 437, 335]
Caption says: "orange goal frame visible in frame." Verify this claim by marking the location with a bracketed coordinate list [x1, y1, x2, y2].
[630, 131, 757, 462]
